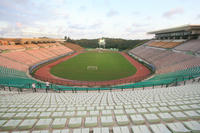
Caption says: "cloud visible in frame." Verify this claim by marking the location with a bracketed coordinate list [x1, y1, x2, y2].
[79, 6, 87, 11]
[163, 8, 184, 18]
[106, 10, 119, 17]
[197, 14, 200, 19]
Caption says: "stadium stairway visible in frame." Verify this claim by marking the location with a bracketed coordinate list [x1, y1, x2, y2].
[0, 84, 200, 132]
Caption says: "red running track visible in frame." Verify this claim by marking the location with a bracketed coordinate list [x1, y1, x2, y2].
[34, 52, 151, 86]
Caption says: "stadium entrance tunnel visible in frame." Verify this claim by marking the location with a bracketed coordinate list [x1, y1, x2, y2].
[31, 51, 152, 87]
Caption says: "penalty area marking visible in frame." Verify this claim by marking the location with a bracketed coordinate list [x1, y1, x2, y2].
[87, 66, 98, 70]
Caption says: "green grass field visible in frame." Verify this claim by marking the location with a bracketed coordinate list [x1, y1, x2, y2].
[50, 52, 137, 81]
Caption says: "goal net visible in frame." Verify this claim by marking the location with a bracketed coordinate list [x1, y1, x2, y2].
[87, 66, 98, 70]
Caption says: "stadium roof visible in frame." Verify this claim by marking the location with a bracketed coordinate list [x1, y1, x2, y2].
[148, 25, 200, 34]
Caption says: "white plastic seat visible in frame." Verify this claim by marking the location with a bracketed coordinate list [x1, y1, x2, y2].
[159, 107, 170, 112]
[147, 107, 159, 113]
[114, 110, 124, 115]
[12, 131, 29, 133]
[39, 112, 52, 118]
[158, 113, 174, 122]
[52, 118, 67, 129]
[183, 121, 200, 133]
[144, 114, 160, 123]
[85, 117, 97, 127]
[131, 125, 151, 133]
[73, 128, 89, 133]
[171, 112, 188, 120]
[68, 117, 82, 128]
[32, 130, 49, 133]
[52, 129, 69, 133]
[183, 111, 200, 119]
[130, 114, 145, 124]
[116, 115, 129, 125]
[93, 127, 109, 133]
[35, 118, 52, 129]
[1, 119, 21, 130]
[1, 113, 16, 119]
[102, 110, 112, 116]
[150, 124, 172, 133]
[89, 111, 99, 116]
[113, 126, 130, 133]
[125, 109, 137, 115]
[26, 112, 40, 119]
[63, 111, 75, 117]
[52, 112, 63, 118]
[76, 111, 87, 117]
[167, 122, 191, 133]
[14, 113, 27, 119]
[101, 116, 114, 126]
[18, 119, 37, 130]
[136, 108, 148, 114]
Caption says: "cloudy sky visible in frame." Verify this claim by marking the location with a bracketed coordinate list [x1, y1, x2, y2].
[0, 0, 200, 39]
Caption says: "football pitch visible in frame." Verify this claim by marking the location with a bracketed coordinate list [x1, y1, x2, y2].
[50, 52, 137, 81]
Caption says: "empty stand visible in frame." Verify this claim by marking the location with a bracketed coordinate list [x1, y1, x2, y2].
[148, 40, 184, 49]
[64, 42, 84, 51]
[175, 39, 200, 52]
[130, 44, 200, 74]
[0, 84, 200, 132]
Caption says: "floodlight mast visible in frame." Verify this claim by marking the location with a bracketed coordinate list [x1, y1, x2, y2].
[98, 38, 106, 49]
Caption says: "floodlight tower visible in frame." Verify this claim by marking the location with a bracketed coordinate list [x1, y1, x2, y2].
[98, 38, 106, 49]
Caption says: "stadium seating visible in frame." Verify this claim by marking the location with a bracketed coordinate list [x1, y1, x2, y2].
[0, 84, 200, 132]
[148, 40, 184, 49]
[0, 56, 28, 71]
[0, 44, 73, 71]
[64, 42, 85, 51]
[129, 45, 200, 74]
[175, 39, 200, 53]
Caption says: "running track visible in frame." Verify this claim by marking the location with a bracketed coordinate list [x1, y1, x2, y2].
[34, 52, 151, 86]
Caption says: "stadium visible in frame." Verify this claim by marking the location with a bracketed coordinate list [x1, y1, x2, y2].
[1, 0, 200, 132]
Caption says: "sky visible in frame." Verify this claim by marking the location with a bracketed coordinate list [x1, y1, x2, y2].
[0, 0, 200, 39]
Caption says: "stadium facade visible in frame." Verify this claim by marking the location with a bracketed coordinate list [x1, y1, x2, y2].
[148, 25, 200, 40]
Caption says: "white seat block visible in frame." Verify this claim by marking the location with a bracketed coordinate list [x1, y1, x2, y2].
[32, 130, 49, 133]
[116, 115, 129, 125]
[101, 116, 113, 126]
[184, 111, 200, 119]
[18, 119, 37, 130]
[171, 112, 188, 120]
[130, 114, 145, 124]
[125, 109, 137, 114]
[102, 110, 112, 116]
[158, 113, 174, 122]
[39, 112, 51, 118]
[113, 126, 130, 133]
[150, 124, 171, 133]
[184, 121, 200, 133]
[68, 117, 82, 128]
[52, 118, 67, 129]
[76, 111, 87, 117]
[35, 118, 52, 129]
[52, 129, 69, 133]
[144, 114, 160, 123]
[93, 127, 109, 133]
[89, 111, 99, 116]
[73, 128, 89, 133]
[131, 125, 151, 133]
[114, 110, 124, 115]
[1, 119, 21, 130]
[85, 117, 97, 127]
[167, 122, 191, 133]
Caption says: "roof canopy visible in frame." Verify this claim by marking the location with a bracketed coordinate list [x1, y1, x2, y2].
[148, 25, 200, 34]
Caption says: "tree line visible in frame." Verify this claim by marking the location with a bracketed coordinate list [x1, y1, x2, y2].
[65, 37, 149, 51]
